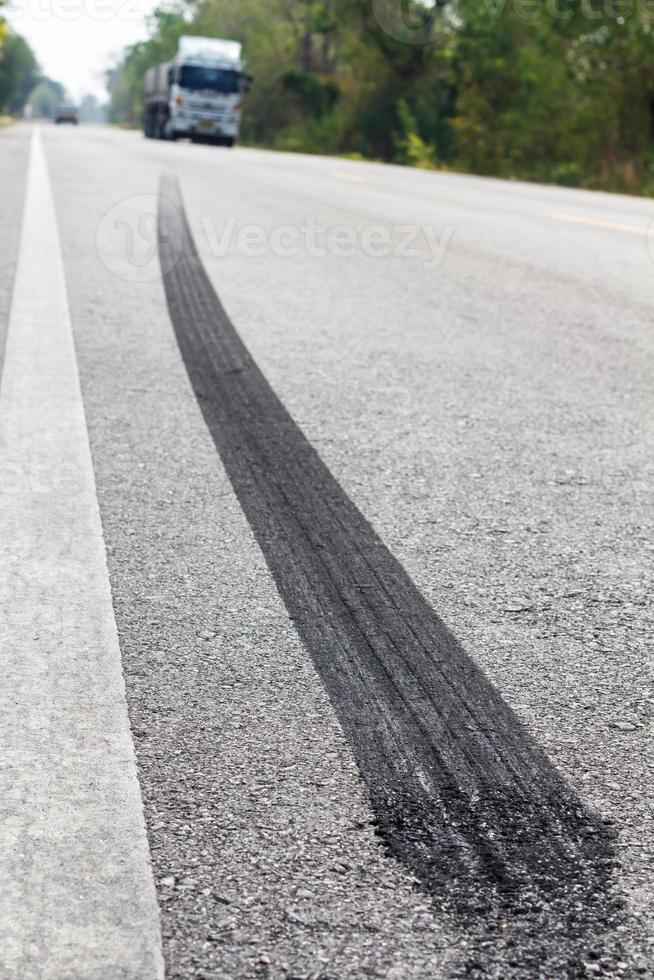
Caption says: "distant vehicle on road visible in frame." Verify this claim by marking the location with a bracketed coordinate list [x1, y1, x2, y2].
[143, 35, 252, 146]
[54, 106, 79, 125]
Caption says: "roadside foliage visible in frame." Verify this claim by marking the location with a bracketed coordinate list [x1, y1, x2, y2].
[0, 17, 38, 117]
[0, 4, 66, 121]
[106, 0, 654, 194]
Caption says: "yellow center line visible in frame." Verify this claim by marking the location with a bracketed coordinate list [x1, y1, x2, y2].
[331, 170, 368, 184]
[546, 211, 651, 236]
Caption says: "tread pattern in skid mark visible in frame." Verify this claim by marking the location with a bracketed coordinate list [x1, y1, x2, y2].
[158, 175, 622, 974]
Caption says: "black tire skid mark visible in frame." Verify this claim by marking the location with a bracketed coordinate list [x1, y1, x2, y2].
[158, 175, 623, 977]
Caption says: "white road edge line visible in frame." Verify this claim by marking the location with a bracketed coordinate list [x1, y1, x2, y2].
[0, 127, 164, 978]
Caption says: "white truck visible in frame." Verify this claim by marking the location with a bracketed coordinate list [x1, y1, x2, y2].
[143, 35, 251, 146]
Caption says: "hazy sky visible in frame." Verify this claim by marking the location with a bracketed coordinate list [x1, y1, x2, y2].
[6, 0, 158, 100]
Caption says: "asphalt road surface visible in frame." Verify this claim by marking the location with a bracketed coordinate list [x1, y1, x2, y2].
[0, 122, 652, 979]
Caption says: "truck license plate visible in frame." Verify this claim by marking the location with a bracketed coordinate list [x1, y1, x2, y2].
[199, 118, 213, 129]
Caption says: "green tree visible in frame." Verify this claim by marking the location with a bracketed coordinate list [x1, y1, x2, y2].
[27, 77, 66, 119]
[105, 0, 654, 194]
[0, 29, 39, 114]
[107, 8, 190, 125]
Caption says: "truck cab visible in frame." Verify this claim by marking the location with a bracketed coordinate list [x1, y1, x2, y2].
[144, 36, 251, 146]
[169, 62, 244, 145]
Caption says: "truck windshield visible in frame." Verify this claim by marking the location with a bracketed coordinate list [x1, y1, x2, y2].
[178, 66, 240, 94]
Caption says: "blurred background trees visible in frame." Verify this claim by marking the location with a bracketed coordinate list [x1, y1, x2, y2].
[26, 78, 66, 118]
[0, 8, 71, 120]
[0, 0, 648, 194]
[0, 23, 39, 116]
